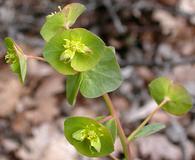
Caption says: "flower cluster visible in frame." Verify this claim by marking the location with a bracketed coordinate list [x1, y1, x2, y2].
[60, 39, 91, 63]
[5, 48, 18, 64]
[72, 124, 103, 152]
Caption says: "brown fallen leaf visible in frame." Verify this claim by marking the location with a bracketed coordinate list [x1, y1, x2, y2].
[35, 75, 65, 98]
[16, 123, 77, 160]
[0, 72, 22, 117]
[25, 97, 59, 125]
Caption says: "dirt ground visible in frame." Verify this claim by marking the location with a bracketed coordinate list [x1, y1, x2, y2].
[0, 0, 195, 160]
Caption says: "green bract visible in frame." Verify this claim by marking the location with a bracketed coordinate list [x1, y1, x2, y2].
[40, 13, 65, 42]
[64, 116, 114, 157]
[4, 37, 27, 84]
[149, 77, 192, 116]
[43, 28, 105, 75]
[62, 3, 86, 28]
[66, 73, 83, 105]
[40, 3, 86, 41]
[105, 119, 117, 142]
[80, 47, 122, 98]
[65, 47, 122, 105]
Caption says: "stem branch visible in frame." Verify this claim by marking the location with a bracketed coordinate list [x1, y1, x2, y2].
[103, 93, 131, 160]
[128, 97, 170, 141]
[26, 55, 46, 62]
[99, 115, 113, 123]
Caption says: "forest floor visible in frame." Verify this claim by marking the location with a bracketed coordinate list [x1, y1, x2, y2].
[0, 0, 195, 160]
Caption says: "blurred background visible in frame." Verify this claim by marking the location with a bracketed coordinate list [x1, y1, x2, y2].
[0, 0, 195, 159]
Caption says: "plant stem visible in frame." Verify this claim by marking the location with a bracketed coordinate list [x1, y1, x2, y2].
[103, 93, 131, 160]
[128, 97, 170, 141]
[26, 55, 46, 62]
[99, 115, 113, 123]
[108, 154, 119, 160]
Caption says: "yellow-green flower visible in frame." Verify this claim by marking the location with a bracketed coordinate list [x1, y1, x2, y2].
[60, 39, 91, 63]
[72, 124, 103, 152]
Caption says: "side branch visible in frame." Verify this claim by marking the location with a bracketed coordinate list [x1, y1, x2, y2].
[128, 97, 170, 141]
[26, 55, 46, 62]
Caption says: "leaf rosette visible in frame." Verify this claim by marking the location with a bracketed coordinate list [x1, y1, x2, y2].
[64, 116, 114, 157]
[4, 37, 27, 83]
[43, 28, 105, 75]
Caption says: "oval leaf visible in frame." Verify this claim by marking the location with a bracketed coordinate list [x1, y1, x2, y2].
[62, 3, 86, 28]
[64, 116, 114, 157]
[149, 77, 192, 115]
[129, 123, 166, 141]
[80, 47, 122, 98]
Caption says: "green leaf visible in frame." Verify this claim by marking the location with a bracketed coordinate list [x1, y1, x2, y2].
[62, 3, 86, 28]
[105, 119, 117, 142]
[40, 3, 86, 42]
[69, 28, 105, 72]
[66, 73, 83, 105]
[64, 116, 114, 157]
[40, 13, 65, 42]
[80, 47, 122, 98]
[4, 37, 27, 84]
[149, 77, 192, 116]
[43, 28, 105, 75]
[131, 123, 166, 140]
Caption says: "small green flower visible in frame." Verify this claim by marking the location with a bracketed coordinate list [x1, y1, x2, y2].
[5, 48, 18, 64]
[60, 39, 91, 63]
[43, 28, 105, 75]
[72, 124, 103, 152]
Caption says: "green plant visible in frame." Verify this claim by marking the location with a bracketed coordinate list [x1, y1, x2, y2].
[4, 3, 193, 160]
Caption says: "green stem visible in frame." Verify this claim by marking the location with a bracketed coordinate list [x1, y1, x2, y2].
[103, 94, 131, 160]
[128, 97, 170, 141]
[99, 115, 113, 123]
